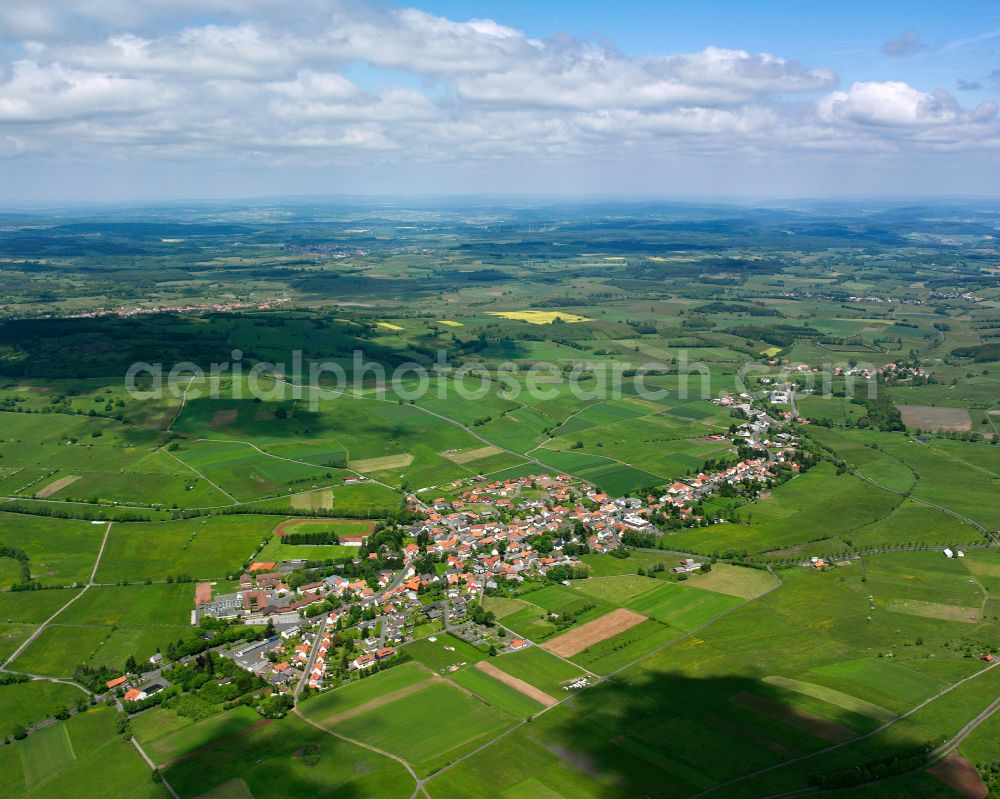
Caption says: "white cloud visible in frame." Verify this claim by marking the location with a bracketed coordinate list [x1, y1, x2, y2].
[819, 81, 996, 128]
[0, 0, 997, 197]
[0, 60, 165, 122]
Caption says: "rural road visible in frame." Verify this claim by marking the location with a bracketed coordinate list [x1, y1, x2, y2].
[271, 373, 597, 489]
[420, 566, 785, 794]
[755, 691, 1000, 799]
[852, 468, 998, 544]
[0, 521, 112, 673]
[692, 658, 1000, 798]
[293, 614, 329, 703]
[131, 737, 181, 799]
[293, 706, 429, 799]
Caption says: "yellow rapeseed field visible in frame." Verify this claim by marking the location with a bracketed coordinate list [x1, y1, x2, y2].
[486, 311, 592, 324]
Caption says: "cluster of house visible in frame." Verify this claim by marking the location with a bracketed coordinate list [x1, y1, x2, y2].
[105, 669, 168, 704]
[222, 635, 301, 689]
[186, 389, 809, 693]
[216, 618, 399, 691]
[195, 568, 343, 627]
[715, 394, 798, 445]
[833, 363, 928, 383]
[930, 291, 982, 303]
[877, 362, 929, 383]
[65, 298, 288, 320]
[660, 457, 781, 507]
[410, 474, 629, 586]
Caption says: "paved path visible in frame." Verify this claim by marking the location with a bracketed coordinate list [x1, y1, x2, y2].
[165, 376, 196, 433]
[853, 468, 997, 543]
[162, 446, 239, 504]
[756, 690, 1000, 798]
[293, 707, 428, 799]
[132, 737, 181, 799]
[274, 374, 594, 488]
[422, 566, 784, 794]
[1, 521, 112, 672]
[692, 659, 1000, 798]
[293, 615, 329, 702]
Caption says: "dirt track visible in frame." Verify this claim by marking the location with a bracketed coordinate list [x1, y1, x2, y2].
[273, 517, 377, 541]
[544, 608, 646, 657]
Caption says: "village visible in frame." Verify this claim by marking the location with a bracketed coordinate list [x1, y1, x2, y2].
[92, 390, 805, 724]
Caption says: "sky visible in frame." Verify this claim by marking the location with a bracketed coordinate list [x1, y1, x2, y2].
[1, 0, 999, 202]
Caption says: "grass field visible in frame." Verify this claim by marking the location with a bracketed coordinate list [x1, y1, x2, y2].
[143, 705, 262, 765]
[10, 624, 112, 676]
[761, 675, 897, 722]
[0, 680, 87, 739]
[0, 588, 81, 623]
[95, 515, 278, 582]
[301, 661, 433, 725]
[19, 722, 76, 788]
[625, 582, 743, 631]
[665, 463, 902, 557]
[0, 707, 164, 799]
[332, 679, 515, 775]
[0, 513, 105, 587]
[162, 710, 413, 798]
[451, 664, 547, 718]
[404, 634, 485, 673]
[489, 646, 589, 697]
[572, 574, 663, 603]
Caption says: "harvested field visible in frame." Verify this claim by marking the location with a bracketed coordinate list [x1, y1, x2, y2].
[732, 693, 855, 743]
[35, 475, 80, 498]
[290, 488, 333, 511]
[195, 582, 212, 606]
[476, 660, 557, 708]
[447, 445, 504, 464]
[544, 608, 646, 657]
[252, 405, 275, 422]
[682, 563, 779, 599]
[350, 453, 414, 472]
[209, 409, 238, 428]
[928, 753, 988, 799]
[886, 598, 981, 623]
[898, 405, 972, 432]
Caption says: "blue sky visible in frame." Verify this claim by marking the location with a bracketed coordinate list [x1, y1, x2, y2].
[0, 0, 998, 201]
[417, 0, 1000, 96]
